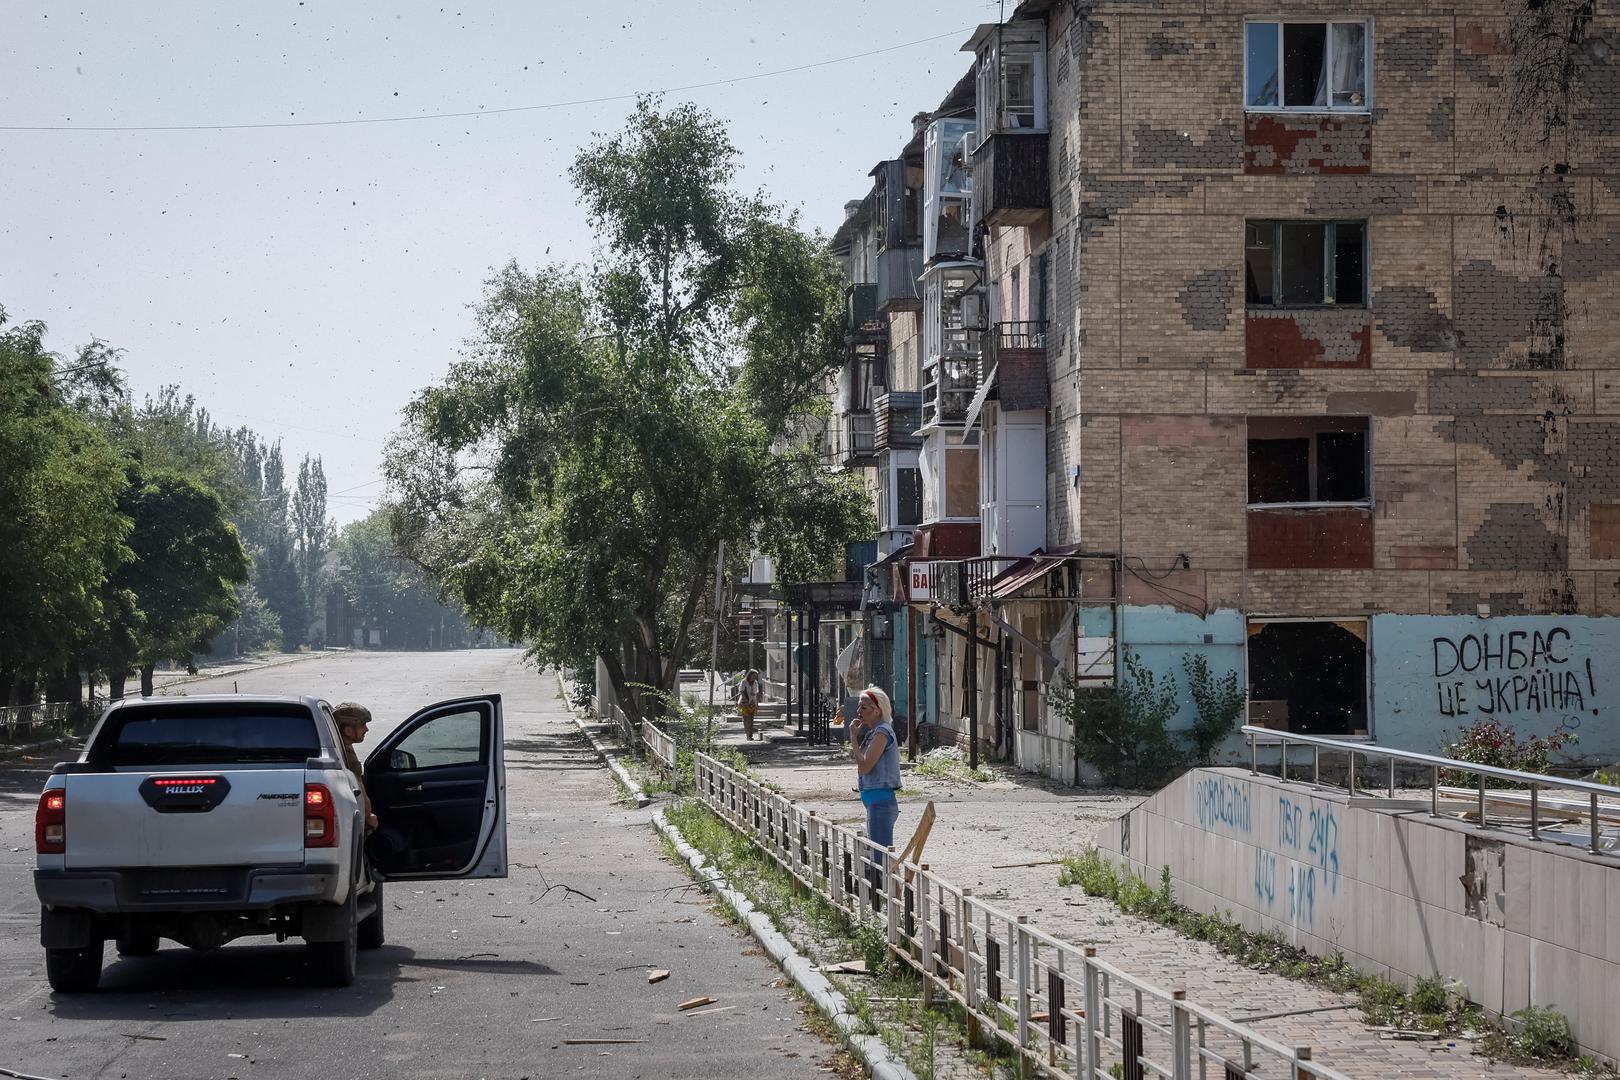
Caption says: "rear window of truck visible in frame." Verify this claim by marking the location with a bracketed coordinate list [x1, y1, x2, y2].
[91, 702, 321, 767]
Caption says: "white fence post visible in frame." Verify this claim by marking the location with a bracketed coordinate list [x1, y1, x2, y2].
[1015, 915, 1031, 1057]
[1170, 990, 1192, 1080]
[1083, 946, 1100, 1079]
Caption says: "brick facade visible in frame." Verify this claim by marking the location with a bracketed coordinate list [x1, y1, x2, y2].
[1042, 0, 1620, 619]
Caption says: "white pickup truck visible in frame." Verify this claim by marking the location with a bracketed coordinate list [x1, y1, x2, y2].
[33, 692, 507, 991]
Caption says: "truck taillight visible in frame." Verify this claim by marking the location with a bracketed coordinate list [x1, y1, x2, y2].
[36, 790, 66, 854]
[304, 783, 338, 848]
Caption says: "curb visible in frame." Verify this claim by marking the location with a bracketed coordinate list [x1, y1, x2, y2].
[653, 807, 917, 1080]
[0, 736, 76, 763]
[154, 649, 329, 693]
[567, 713, 651, 808]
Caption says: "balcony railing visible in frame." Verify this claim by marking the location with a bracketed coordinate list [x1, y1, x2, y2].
[922, 358, 979, 428]
[874, 391, 922, 451]
[831, 411, 876, 467]
[971, 131, 1050, 227]
[845, 283, 882, 335]
[980, 320, 1050, 412]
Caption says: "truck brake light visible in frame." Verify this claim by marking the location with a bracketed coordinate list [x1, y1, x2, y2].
[36, 790, 66, 854]
[304, 783, 337, 848]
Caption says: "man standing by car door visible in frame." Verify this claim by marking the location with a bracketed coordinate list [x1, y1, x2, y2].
[332, 702, 379, 832]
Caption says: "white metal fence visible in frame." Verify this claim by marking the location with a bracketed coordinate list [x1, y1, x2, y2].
[642, 718, 679, 773]
[692, 751, 1354, 1080]
[0, 702, 75, 746]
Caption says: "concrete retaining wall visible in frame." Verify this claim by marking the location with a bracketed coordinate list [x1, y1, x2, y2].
[1097, 768, 1620, 1061]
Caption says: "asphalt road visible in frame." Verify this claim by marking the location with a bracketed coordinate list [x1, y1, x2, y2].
[0, 650, 840, 1080]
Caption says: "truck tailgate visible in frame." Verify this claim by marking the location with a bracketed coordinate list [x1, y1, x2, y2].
[64, 769, 309, 869]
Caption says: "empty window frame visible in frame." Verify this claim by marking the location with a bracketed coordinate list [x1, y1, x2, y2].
[1245, 221, 1365, 307]
[1245, 20, 1370, 111]
[1247, 416, 1370, 506]
[1247, 619, 1368, 736]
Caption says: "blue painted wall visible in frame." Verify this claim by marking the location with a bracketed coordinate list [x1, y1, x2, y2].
[1371, 613, 1620, 762]
[1079, 604, 1247, 755]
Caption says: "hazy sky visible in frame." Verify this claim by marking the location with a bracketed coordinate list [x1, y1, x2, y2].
[1, 1, 996, 524]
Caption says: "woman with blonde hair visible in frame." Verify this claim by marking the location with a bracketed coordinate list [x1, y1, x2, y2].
[846, 685, 901, 866]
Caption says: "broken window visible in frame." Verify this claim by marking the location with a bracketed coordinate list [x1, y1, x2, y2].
[1247, 619, 1368, 736]
[1245, 220, 1365, 307]
[1245, 21, 1369, 111]
[1247, 416, 1369, 505]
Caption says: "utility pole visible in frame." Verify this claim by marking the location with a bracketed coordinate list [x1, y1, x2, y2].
[708, 541, 726, 715]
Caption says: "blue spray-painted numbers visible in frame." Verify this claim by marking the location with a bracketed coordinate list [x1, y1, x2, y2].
[1195, 776, 1252, 834]
[1254, 849, 1276, 906]
[1307, 805, 1340, 893]
[1288, 864, 1316, 926]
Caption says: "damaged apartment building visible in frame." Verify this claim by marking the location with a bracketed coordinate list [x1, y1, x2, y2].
[822, 0, 1620, 779]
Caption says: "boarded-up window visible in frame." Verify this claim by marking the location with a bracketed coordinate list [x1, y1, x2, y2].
[1591, 504, 1620, 560]
[1247, 620, 1367, 735]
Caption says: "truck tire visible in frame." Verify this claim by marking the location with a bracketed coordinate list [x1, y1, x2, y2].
[45, 940, 104, 993]
[358, 883, 385, 949]
[305, 892, 357, 987]
[115, 934, 160, 957]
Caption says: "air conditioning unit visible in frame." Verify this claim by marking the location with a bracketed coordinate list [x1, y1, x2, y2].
[960, 291, 987, 331]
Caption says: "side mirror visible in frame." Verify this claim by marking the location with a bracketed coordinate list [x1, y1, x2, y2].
[390, 749, 417, 771]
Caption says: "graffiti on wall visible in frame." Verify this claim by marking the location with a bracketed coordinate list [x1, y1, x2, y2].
[1253, 794, 1341, 929]
[1195, 774, 1252, 834]
[1371, 615, 1619, 756]
[1431, 627, 1597, 720]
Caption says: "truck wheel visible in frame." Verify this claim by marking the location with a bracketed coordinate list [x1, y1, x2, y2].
[116, 934, 160, 957]
[305, 892, 358, 987]
[46, 940, 104, 993]
[358, 883, 385, 949]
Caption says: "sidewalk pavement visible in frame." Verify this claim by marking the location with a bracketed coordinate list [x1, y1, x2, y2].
[715, 715, 1561, 1080]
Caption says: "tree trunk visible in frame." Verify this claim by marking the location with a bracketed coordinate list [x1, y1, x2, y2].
[108, 670, 128, 701]
[139, 663, 156, 697]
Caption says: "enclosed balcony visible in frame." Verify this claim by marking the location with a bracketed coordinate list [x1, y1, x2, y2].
[922, 358, 980, 428]
[874, 391, 923, 451]
[846, 283, 882, 334]
[972, 132, 1049, 227]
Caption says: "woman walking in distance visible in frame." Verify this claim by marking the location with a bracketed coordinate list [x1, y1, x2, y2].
[736, 669, 764, 741]
[847, 686, 901, 873]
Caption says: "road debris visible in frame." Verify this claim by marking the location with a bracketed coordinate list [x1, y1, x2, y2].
[677, 996, 718, 1011]
[648, 969, 670, 983]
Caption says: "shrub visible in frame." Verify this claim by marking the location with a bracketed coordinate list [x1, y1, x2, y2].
[1441, 718, 1575, 787]
[1181, 653, 1244, 764]
[1511, 1005, 1574, 1059]
[1050, 650, 1182, 786]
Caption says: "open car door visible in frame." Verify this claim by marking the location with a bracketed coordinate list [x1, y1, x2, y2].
[363, 694, 506, 881]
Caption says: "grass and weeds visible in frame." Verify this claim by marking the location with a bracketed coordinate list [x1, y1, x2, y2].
[1058, 849, 1613, 1075]
[912, 750, 991, 785]
[662, 799, 1035, 1080]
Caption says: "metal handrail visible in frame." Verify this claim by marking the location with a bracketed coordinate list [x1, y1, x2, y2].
[1242, 725, 1620, 856]
[691, 751, 1354, 1080]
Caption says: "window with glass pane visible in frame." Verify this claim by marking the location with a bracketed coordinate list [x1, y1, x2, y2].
[1245, 223, 1275, 305]
[1246, 221, 1366, 308]
[1246, 22, 1280, 107]
[397, 709, 483, 768]
[1244, 20, 1370, 112]
[1330, 23, 1367, 107]
[1002, 56, 1036, 129]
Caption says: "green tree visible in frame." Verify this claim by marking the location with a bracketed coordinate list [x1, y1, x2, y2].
[292, 454, 332, 646]
[334, 507, 468, 648]
[116, 468, 252, 695]
[0, 309, 130, 705]
[388, 100, 870, 724]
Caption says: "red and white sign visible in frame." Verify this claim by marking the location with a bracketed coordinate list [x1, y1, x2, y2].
[908, 561, 931, 603]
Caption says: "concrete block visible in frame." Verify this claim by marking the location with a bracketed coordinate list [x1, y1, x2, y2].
[1530, 851, 1559, 945]
[1549, 854, 1584, 955]
[1528, 938, 1582, 1013]
[1574, 953, 1617, 1053]
[1502, 843, 1535, 931]
[1576, 859, 1610, 961]
[1503, 930, 1532, 1016]
[1607, 862, 1620, 966]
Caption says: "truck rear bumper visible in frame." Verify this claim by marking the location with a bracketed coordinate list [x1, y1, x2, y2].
[35, 866, 339, 913]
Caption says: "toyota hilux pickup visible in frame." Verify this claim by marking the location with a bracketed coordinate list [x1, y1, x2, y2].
[33, 692, 506, 991]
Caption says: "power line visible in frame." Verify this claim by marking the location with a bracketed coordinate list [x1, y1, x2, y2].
[0, 28, 973, 134]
